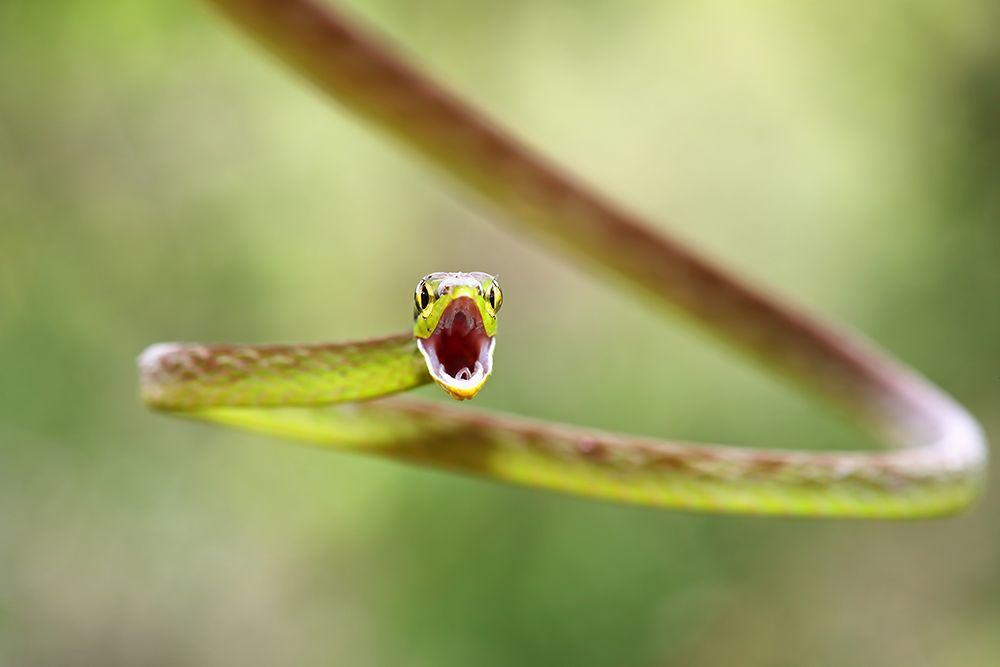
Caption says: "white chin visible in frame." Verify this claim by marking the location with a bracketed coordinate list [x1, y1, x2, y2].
[417, 337, 495, 399]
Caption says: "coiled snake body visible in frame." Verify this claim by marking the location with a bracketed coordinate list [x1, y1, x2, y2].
[139, 0, 987, 518]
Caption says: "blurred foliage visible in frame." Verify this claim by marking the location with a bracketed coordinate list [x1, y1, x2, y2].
[1, 0, 999, 665]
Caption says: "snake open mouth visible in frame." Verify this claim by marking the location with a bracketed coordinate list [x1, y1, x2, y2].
[416, 296, 495, 399]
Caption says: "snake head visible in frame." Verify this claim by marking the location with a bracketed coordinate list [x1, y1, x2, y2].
[413, 272, 501, 400]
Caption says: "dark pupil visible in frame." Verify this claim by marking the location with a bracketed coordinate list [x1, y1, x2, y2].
[489, 285, 497, 308]
[419, 285, 430, 309]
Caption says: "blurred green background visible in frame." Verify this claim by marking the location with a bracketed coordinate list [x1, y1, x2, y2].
[2, 0, 998, 665]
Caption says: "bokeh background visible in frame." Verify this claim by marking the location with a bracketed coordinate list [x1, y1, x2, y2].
[2, 1, 998, 665]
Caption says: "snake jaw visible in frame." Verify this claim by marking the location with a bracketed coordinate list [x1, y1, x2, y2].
[416, 296, 495, 400]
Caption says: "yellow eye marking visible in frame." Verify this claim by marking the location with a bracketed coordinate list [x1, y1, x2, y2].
[486, 279, 502, 315]
[414, 278, 435, 317]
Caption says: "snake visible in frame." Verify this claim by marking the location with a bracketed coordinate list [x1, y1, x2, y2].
[138, 0, 988, 518]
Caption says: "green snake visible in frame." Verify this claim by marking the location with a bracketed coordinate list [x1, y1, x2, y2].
[139, 0, 987, 518]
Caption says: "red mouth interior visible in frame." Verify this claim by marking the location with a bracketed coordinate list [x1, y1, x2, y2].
[429, 298, 490, 379]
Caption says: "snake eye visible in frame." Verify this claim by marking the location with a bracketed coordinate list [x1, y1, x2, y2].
[415, 280, 432, 313]
[487, 280, 502, 313]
